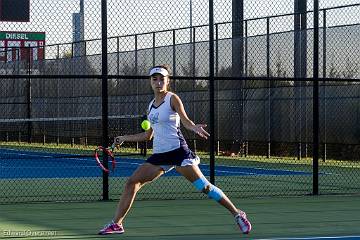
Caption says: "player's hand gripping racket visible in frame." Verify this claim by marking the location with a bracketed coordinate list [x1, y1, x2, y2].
[94, 139, 123, 173]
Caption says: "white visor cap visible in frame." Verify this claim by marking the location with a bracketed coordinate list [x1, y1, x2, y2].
[149, 67, 169, 76]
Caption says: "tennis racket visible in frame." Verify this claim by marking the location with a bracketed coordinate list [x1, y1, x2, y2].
[94, 140, 123, 173]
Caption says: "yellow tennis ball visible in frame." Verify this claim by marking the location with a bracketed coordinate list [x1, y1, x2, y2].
[141, 120, 151, 130]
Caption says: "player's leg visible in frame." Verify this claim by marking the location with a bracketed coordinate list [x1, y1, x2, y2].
[175, 164, 252, 234]
[114, 163, 164, 223]
[175, 164, 237, 214]
[99, 163, 164, 235]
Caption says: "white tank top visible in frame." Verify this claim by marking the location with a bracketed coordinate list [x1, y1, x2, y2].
[147, 92, 187, 153]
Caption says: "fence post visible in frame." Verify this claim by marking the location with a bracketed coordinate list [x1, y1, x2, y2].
[266, 17, 271, 158]
[27, 47, 32, 143]
[215, 23, 219, 155]
[192, 27, 197, 152]
[152, 32, 156, 66]
[244, 20, 248, 157]
[116, 36, 119, 76]
[313, 0, 320, 195]
[209, 0, 215, 184]
[172, 30, 176, 91]
[301, 1, 309, 159]
[101, 0, 109, 201]
[322, 9, 327, 162]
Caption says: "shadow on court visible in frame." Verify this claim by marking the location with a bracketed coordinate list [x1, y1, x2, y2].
[0, 195, 360, 239]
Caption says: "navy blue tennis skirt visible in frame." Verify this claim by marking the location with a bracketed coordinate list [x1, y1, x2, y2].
[146, 147, 197, 166]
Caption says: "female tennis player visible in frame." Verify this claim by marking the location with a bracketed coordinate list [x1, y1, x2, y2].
[99, 65, 252, 235]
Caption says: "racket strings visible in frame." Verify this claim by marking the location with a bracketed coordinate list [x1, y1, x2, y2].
[94, 141, 123, 173]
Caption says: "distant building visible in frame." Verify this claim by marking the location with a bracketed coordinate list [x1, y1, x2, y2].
[72, 0, 85, 57]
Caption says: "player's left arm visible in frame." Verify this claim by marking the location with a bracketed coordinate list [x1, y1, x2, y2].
[171, 94, 210, 139]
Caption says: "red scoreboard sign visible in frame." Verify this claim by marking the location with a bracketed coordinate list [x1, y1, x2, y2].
[0, 31, 45, 62]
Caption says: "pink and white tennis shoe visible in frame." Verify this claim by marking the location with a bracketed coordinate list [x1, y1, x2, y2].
[235, 210, 252, 234]
[98, 221, 125, 235]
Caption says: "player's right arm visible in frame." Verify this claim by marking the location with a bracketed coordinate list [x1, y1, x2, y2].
[114, 129, 153, 145]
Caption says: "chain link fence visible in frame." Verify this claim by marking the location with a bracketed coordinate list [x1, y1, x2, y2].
[0, 0, 359, 203]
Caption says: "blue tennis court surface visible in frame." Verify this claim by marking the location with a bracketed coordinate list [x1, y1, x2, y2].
[0, 148, 315, 179]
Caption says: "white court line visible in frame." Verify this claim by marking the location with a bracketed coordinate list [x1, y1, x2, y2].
[199, 163, 308, 173]
[2, 151, 93, 162]
[199, 163, 310, 175]
[256, 236, 360, 240]
[198, 163, 331, 175]
[1, 148, 144, 162]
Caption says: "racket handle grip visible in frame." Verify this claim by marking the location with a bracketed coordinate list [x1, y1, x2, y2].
[113, 138, 124, 146]
[110, 143, 116, 150]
